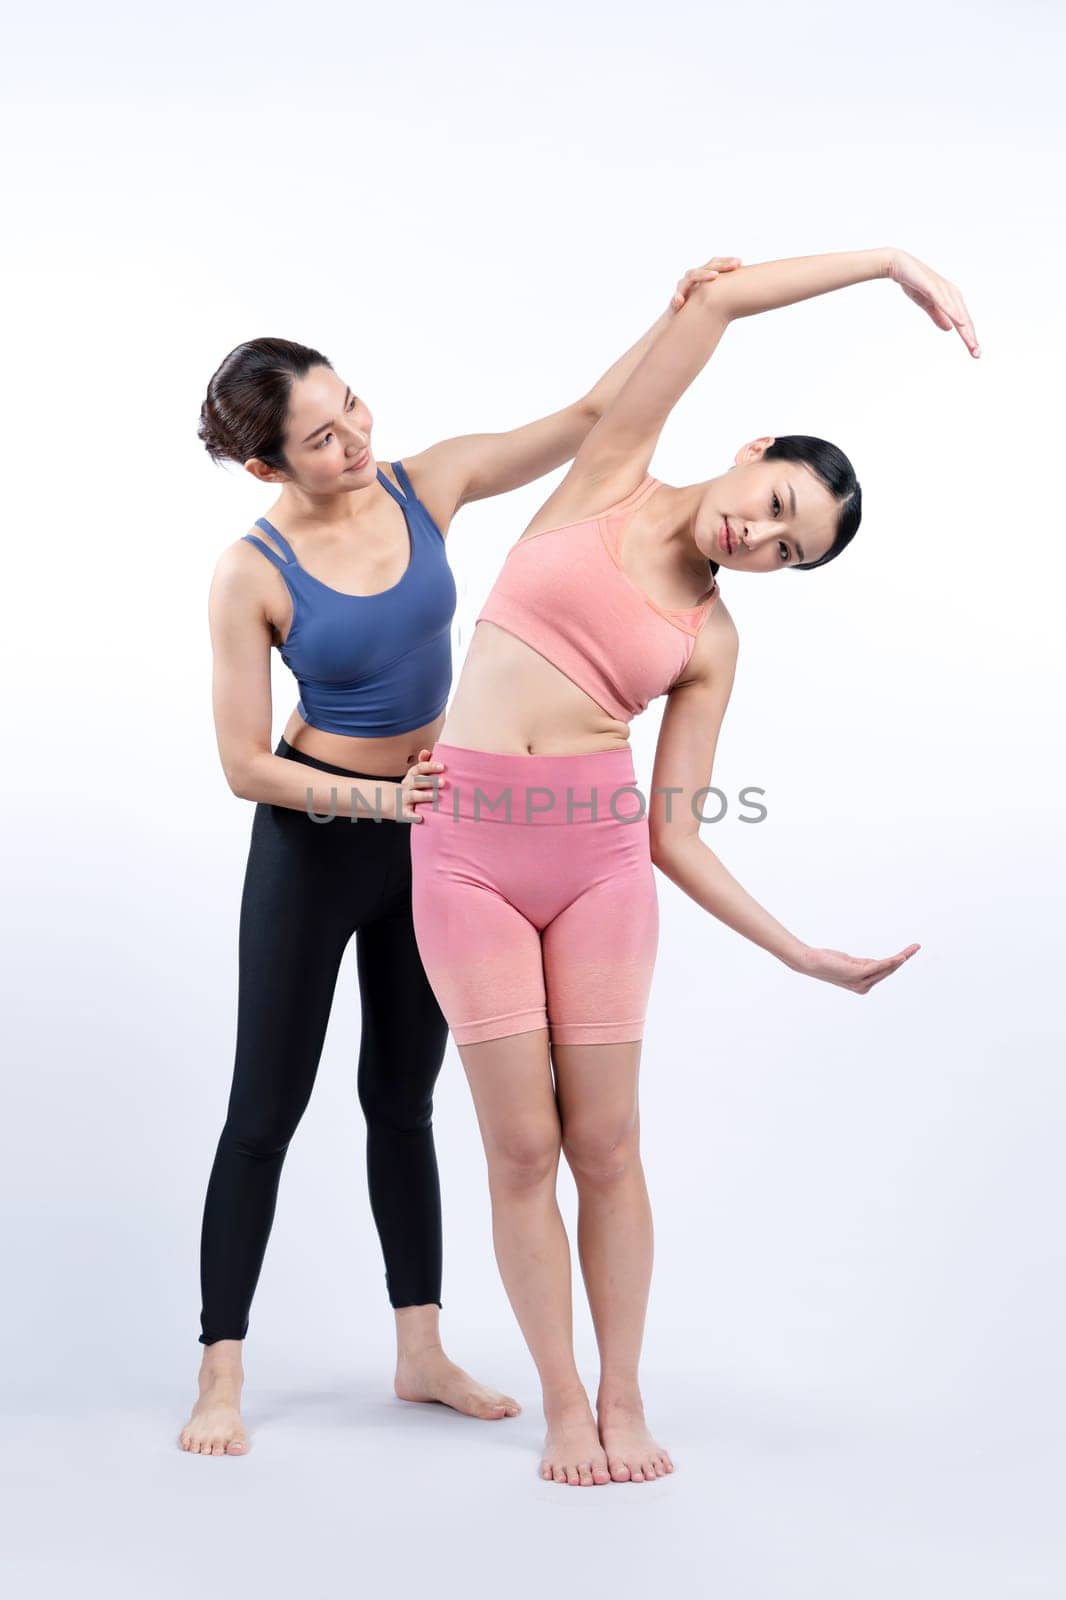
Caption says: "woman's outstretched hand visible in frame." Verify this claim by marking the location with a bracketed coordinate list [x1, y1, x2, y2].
[669, 256, 742, 312]
[400, 749, 446, 823]
[886, 249, 980, 357]
[795, 941, 921, 995]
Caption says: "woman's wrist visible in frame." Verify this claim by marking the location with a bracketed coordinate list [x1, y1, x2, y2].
[781, 939, 813, 974]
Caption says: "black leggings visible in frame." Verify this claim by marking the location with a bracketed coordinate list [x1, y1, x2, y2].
[198, 736, 449, 1345]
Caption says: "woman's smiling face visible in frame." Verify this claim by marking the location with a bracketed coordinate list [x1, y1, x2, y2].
[695, 437, 841, 572]
[247, 364, 378, 492]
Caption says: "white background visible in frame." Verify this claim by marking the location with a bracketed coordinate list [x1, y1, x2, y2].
[3, 1, 1064, 1594]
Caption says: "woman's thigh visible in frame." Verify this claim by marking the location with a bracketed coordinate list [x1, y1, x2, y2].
[541, 819, 660, 1049]
[354, 890, 449, 1120]
[551, 1039, 644, 1171]
[228, 804, 362, 1134]
[411, 820, 552, 1048]
[458, 1029, 562, 1181]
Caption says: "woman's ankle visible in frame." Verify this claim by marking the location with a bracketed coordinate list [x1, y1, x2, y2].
[541, 1378, 593, 1418]
[198, 1338, 244, 1383]
[394, 1304, 444, 1361]
[596, 1377, 644, 1413]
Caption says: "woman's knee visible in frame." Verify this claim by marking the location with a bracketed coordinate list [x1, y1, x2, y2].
[562, 1115, 640, 1186]
[358, 1076, 434, 1135]
[487, 1123, 562, 1193]
[222, 1094, 308, 1161]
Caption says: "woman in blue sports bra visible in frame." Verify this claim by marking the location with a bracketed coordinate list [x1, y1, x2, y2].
[179, 257, 744, 1456]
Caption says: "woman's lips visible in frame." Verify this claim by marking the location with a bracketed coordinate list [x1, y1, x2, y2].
[346, 448, 371, 471]
[718, 520, 735, 555]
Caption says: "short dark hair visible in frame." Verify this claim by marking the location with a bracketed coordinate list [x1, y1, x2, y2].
[197, 337, 333, 471]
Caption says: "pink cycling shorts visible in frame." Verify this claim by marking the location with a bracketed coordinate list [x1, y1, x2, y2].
[409, 742, 659, 1047]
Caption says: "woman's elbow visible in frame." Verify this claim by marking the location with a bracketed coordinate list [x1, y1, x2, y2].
[648, 831, 677, 872]
[649, 825, 705, 875]
[224, 762, 251, 799]
[576, 389, 605, 426]
[222, 750, 263, 801]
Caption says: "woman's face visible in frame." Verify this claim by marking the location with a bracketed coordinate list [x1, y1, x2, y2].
[251, 364, 377, 493]
[694, 437, 841, 572]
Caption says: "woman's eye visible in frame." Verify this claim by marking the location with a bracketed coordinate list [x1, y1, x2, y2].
[772, 492, 782, 515]
[316, 432, 333, 449]
[778, 541, 790, 562]
[346, 395, 357, 411]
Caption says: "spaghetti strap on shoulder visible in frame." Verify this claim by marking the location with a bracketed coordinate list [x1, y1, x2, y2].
[693, 575, 721, 619]
[390, 460, 417, 501]
[598, 474, 660, 522]
[597, 476, 662, 564]
[250, 517, 298, 566]
[244, 525, 295, 572]
[383, 459, 445, 541]
[377, 463, 409, 506]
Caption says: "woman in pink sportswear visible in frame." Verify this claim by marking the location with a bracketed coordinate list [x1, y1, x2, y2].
[406, 246, 981, 1488]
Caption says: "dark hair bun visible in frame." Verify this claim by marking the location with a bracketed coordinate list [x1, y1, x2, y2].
[197, 398, 231, 464]
[197, 337, 333, 472]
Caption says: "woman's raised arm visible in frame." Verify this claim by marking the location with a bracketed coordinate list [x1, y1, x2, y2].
[717, 245, 979, 355]
[519, 244, 977, 534]
[395, 257, 743, 527]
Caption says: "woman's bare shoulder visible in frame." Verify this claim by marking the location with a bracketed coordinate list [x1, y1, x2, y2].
[680, 593, 740, 683]
[209, 533, 287, 616]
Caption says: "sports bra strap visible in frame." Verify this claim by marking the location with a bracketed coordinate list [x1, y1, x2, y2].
[252, 517, 299, 565]
[377, 464, 409, 507]
[390, 460, 418, 502]
[243, 532, 291, 572]
[600, 474, 659, 520]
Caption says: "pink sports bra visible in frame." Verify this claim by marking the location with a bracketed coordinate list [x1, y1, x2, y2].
[475, 475, 720, 721]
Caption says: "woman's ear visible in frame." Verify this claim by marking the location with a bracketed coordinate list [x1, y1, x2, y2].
[735, 435, 776, 467]
[244, 457, 287, 485]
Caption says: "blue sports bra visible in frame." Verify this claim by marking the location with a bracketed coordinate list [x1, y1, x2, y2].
[242, 461, 457, 738]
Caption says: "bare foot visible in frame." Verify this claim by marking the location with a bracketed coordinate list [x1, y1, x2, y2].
[541, 1394, 611, 1486]
[597, 1395, 673, 1483]
[394, 1345, 521, 1421]
[179, 1342, 249, 1457]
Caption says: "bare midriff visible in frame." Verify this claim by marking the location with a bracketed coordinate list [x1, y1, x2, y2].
[437, 619, 631, 757]
[279, 615, 625, 771]
[280, 705, 448, 776]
